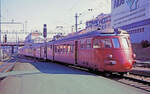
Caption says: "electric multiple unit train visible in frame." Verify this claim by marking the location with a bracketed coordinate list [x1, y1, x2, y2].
[19, 29, 136, 75]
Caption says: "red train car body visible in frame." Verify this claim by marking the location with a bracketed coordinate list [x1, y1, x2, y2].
[19, 29, 135, 74]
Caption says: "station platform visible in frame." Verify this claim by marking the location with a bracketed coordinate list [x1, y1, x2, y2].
[0, 58, 148, 94]
[136, 60, 150, 64]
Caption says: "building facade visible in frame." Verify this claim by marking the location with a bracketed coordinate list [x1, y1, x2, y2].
[25, 31, 44, 45]
[111, 0, 150, 43]
[86, 13, 112, 32]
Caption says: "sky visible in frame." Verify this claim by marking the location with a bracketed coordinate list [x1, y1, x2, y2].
[1, 0, 111, 41]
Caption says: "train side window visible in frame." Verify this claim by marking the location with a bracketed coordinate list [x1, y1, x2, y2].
[80, 40, 84, 48]
[60, 45, 63, 53]
[63, 45, 65, 53]
[93, 39, 101, 48]
[70, 45, 74, 53]
[87, 39, 91, 48]
[112, 38, 120, 48]
[68, 45, 71, 53]
[55, 45, 57, 53]
[101, 39, 112, 48]
[57, 46, 60, 53]
[50, 45, 52, 49]
[65, 45, 68, 53]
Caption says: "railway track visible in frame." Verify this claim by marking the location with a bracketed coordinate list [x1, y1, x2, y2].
[66, 65, 150, 92]
[111, 74, 150, 92]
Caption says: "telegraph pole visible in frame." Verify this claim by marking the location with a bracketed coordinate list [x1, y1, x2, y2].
[75, 13, 78, 32]
[0, 0, 2, 60]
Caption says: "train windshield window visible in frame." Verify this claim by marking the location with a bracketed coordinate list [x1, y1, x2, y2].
[93, 39, 101, 48]
[101, 39, 112, 48]
[121, 38, 129, 48]
[112, 38, 120, 48]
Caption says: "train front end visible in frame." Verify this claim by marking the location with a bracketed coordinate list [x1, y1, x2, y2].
[97, 30, 136, 73]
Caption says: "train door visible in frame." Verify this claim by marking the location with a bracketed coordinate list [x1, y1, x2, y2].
[40, 47, 41, 58]
[52, 45, 55, 61]
[33, 48, 36, 57]
[75, 41, 78, 64]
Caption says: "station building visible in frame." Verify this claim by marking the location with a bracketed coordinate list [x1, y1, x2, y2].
[25, 31, 44, 45]
[111, 0, 150, 43]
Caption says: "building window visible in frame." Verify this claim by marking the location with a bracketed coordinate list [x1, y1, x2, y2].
[128, 28, 144, 34]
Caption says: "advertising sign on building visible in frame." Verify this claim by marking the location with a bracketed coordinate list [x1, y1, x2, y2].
[86, 13, 112, 32]
[112, 0, 150, 28]
[111, 0, 150, 43]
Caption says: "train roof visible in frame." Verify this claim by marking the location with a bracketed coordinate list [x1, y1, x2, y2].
[49, 29, 129, 44]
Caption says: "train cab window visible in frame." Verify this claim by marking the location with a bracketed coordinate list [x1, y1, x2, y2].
[121, 38, 129, 48]
[93, 39, 101, 48]
[127, 37, 131, 47]
[101, 39, 112, 48]
[112, 38, 120, 48]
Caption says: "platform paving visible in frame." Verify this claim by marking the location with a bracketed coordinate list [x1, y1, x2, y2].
[0, 58, 149, 94]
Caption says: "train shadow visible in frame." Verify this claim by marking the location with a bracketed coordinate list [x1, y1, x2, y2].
[29, 61, 96, 76]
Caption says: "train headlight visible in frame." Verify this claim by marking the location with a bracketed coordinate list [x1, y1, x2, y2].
[108, 54, 113, 59]
[133, 54, 136, 59]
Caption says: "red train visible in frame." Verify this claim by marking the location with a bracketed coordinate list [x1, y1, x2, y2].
[19, 29, 136, 75]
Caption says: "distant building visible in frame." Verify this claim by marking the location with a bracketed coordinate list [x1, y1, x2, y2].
[52, 33, 65, 41]
[86, 13, 112, 32]
[25, 31, 44, 45]
[111, 0, 150, 43]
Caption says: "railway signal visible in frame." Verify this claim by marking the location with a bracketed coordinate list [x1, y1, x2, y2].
[43, 24, 47, 38]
